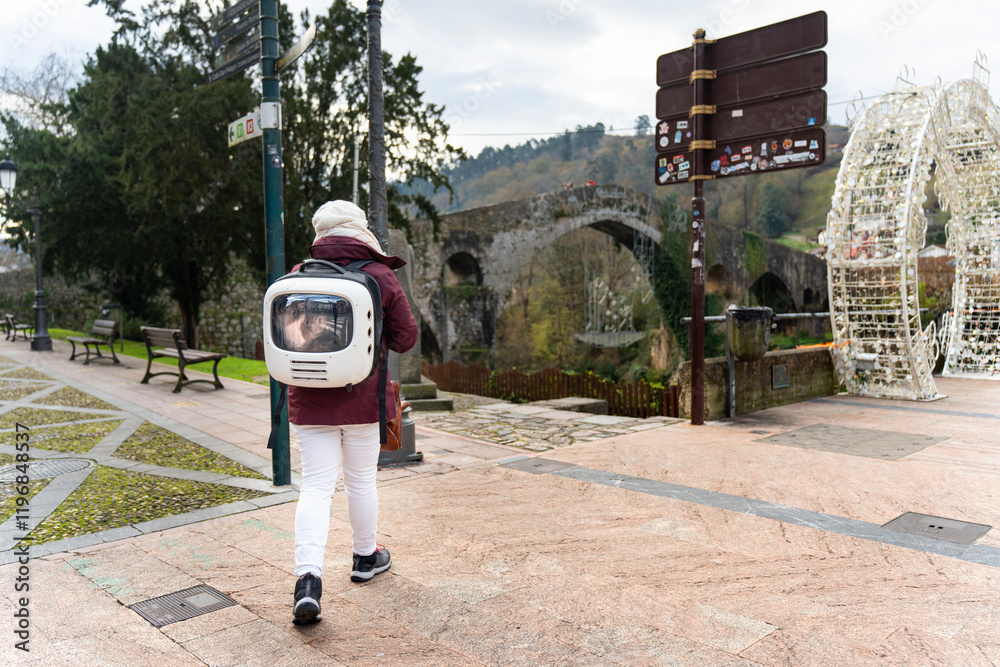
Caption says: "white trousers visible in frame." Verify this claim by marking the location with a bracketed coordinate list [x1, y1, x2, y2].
[292, 422, 380, 578]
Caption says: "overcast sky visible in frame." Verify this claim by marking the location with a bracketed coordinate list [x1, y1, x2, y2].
[3, 0, 999, 156]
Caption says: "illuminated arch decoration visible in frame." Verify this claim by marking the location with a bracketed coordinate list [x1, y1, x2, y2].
[827, 59, 1000, 400]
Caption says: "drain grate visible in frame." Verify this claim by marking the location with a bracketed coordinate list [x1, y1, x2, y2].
[130, 585, 237, 627]
[0, 459, 93, 482]
[882, 512, 992, 545]
[500, 457, 574, 474]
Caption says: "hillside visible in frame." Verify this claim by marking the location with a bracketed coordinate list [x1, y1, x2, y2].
[400, 123, 948, 248]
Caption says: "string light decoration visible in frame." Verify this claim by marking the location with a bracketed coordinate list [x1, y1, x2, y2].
[827, 57, 1000, 399]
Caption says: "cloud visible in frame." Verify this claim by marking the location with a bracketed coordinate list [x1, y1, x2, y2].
[4, 0, 1000, 158]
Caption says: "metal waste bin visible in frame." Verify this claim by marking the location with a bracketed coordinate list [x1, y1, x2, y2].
[726, 306, 774, 362]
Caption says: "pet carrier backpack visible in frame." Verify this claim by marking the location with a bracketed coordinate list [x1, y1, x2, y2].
[263, 258, 391, 446]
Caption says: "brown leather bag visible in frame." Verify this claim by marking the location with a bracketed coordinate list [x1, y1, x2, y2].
[381, 380, 410, 451]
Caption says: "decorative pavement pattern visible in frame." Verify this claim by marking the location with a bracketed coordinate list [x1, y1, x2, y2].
[413, 402, 683, 451]
[0, 355, 291, 563]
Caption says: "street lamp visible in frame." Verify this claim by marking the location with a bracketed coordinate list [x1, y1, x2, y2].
[0, 155, 52, 352]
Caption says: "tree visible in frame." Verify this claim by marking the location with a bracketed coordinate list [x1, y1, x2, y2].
[754, 180, 790, 238]
[3, 0, 462, 347]
[634, 114, 651, 137]
[0, 52, 77, 136]
[280, 1, 464, 250]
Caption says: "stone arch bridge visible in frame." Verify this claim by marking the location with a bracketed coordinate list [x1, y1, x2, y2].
[405, 185, 829, 362]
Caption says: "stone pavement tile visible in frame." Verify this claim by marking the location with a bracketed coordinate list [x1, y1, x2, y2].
[159, 604, 260, 643]
[132, 530, 289, 594]
[376, 466, 424, 483]
[181, 617, 345, 666]
[233, 579, 483, 665]
[0, 558, 128, 643]
[473, 576, 760, 666]
[186, 513, 297, 575]
[530, 410, 590, 421]
[739, 627, 888, 666]
[62, 543, 201, 605]
[0, 594, 72, 667]
[295, 599, 482, 666]
[0, 559, 200, 666]
[425, 452, 487, 468]
[417, 434, 517, 461]
[471, 403, 516, 412]
[51, 625, 204, 667]
[597, 579, 776, 655]
[343, 575, 601, 666]
[867, 627, 996, 666]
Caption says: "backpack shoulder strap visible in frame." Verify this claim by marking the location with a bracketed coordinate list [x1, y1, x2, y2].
[346, 261, 389, 444]
[266, 383, 286, 450]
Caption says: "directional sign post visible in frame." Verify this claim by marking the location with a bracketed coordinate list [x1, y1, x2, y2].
[228, 108, 262, 147]
[276, 22, 316, 73]
[213, 8, 260, 49]
[207, 1, 261, 85]
[653, 11, 828, 425]
[258, 0, 289, 485]
[208, 0, 288, 483]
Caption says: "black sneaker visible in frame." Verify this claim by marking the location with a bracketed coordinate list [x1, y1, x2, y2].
[351, 546, 391, 582]
[292, 573, 322, 625]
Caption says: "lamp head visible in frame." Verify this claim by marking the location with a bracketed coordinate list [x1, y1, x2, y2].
[0, 155, 18, 194]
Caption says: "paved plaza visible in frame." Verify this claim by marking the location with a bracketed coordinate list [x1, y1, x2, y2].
[1, 341, 998, 666]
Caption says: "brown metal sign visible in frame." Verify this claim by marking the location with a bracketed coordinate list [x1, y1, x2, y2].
[656, 10, 827, 86]
[657, 51, 826, 119]
[656, 90, 826, 152]
[655, 127, 826, 186]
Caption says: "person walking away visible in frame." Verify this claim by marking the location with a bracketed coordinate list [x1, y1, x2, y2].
[288, 200, 418, 625]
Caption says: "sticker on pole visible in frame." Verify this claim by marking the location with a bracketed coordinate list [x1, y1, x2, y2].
[228, 108, 262, 147]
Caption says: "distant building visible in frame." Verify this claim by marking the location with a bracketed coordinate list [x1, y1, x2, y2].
[917, 244, 950, 259]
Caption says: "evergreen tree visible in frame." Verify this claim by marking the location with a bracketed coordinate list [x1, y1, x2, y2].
[2, 0, 462, 346]
[754, 179, 790, 238]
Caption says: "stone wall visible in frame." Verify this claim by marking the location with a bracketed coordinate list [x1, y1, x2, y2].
[197, 259, 265, 358]
[1, 261, 264, 358]
[672, 347, 842, 421]
[0, 269, 109, 333]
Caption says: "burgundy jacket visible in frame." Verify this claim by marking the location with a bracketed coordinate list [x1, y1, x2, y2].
[286, 237, 418, 426]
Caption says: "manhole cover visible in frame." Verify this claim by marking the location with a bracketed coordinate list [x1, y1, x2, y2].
[0, 459, 93, 482]
[500, 457, 574, 474]
[130, 585, 237, 627]
[883, 512, 992, 545]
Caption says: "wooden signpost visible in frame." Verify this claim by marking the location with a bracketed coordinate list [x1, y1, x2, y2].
[653, 11, 828, 425]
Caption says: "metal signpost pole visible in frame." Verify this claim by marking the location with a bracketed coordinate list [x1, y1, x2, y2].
[260, 0, 290, 485]
[689, 29, 708, 425]
[366, 0, 389, 250]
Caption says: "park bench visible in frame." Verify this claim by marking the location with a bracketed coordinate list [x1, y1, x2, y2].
[4, 314, 33, 342]
[67, 319, 120, 365]
[139, 326, 226, 393]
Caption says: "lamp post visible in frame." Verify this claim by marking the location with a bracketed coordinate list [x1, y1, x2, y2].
[0, 155, 52, 352]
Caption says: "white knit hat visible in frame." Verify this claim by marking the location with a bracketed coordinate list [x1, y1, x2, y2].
[311, 200, 385, 254]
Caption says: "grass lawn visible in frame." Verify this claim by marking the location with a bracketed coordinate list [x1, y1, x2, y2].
[49, 329, 271, 386]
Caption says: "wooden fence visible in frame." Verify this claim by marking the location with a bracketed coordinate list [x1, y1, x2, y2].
[422, 360, 680, 419]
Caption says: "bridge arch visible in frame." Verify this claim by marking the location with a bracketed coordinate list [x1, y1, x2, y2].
[443, 251, 482, 286]
[744, 271, 796, 313]
[407, 185, 827, 363]
[827, 63, 1000, 399]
